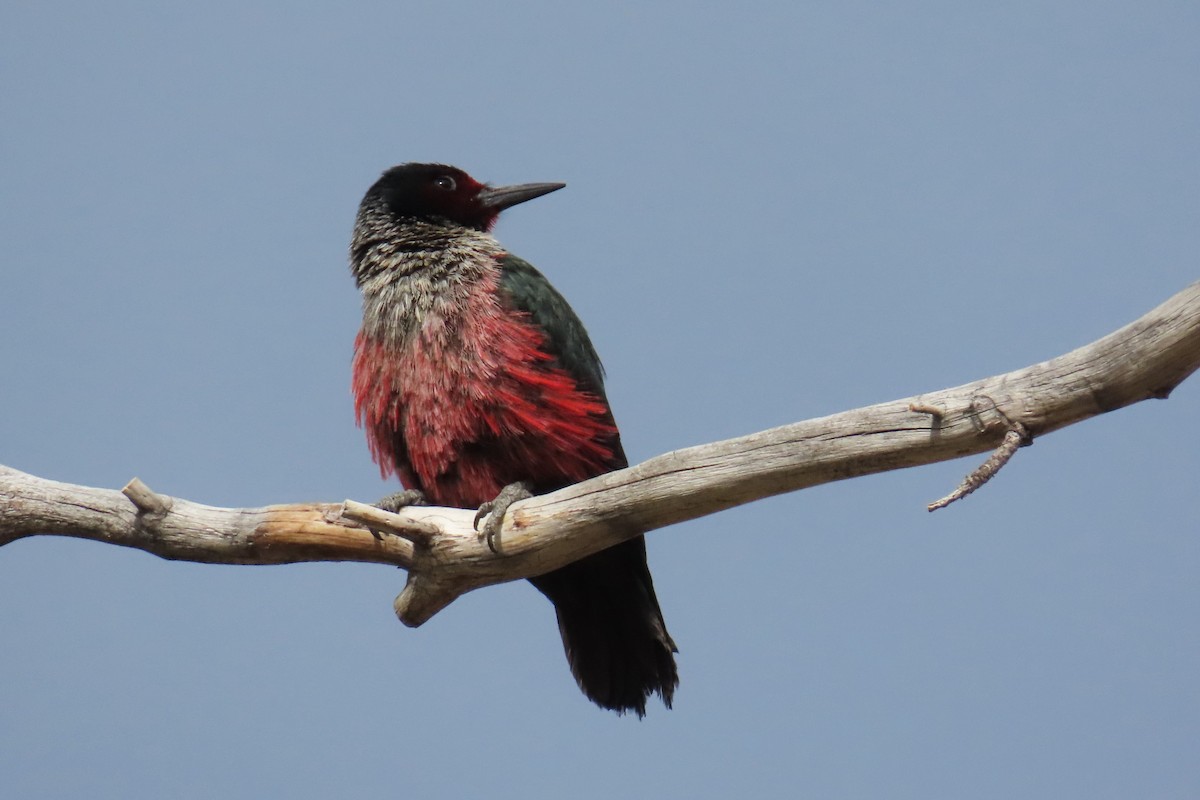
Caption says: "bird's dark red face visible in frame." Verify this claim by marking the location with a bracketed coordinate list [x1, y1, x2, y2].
[372, 163, 489, 229]
[370, 163, 564, 232]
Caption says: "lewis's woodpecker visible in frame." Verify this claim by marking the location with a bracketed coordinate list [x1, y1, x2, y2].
[349, 163, 678, 716]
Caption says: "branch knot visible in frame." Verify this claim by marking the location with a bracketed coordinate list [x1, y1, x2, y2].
[122, 477, 172, 519]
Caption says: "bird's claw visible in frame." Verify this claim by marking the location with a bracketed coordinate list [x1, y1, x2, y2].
[375, 489, 428, 514]
[474, 481, 533, 554]
[368, 490, 428, 540]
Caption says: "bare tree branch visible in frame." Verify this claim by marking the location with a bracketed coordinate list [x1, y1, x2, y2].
[4, 281, 1200, 626]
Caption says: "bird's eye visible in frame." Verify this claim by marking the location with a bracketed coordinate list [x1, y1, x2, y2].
[433, 175, 457, 191]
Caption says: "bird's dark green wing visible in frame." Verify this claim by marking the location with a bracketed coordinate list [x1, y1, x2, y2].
[498, 254, 608, 400]
[499, 254, 627, 469]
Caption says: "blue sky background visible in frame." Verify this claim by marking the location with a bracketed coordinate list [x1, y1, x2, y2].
[2, 2, 1198, 798]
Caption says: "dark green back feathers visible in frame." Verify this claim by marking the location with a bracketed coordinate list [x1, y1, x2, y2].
[499, 255, 608, 400]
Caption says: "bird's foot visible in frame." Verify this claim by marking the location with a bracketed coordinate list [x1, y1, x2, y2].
[474, 481, 533, 554]
[369, 490, 429, 541]
[374, 489, 428, 513]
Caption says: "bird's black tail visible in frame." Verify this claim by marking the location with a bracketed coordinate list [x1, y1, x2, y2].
[529, 535, 678, 717]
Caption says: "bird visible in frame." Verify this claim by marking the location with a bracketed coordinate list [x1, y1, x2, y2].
[348, 163, 678, 716]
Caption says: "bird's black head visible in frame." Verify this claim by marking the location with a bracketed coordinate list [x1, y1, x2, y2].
[366, 163, 564, 232]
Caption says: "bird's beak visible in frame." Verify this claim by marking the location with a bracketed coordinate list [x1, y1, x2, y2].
[477, 182, 565, 211]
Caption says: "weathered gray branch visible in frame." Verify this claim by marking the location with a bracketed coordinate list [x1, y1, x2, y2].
[4, 281, 1200, 626]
